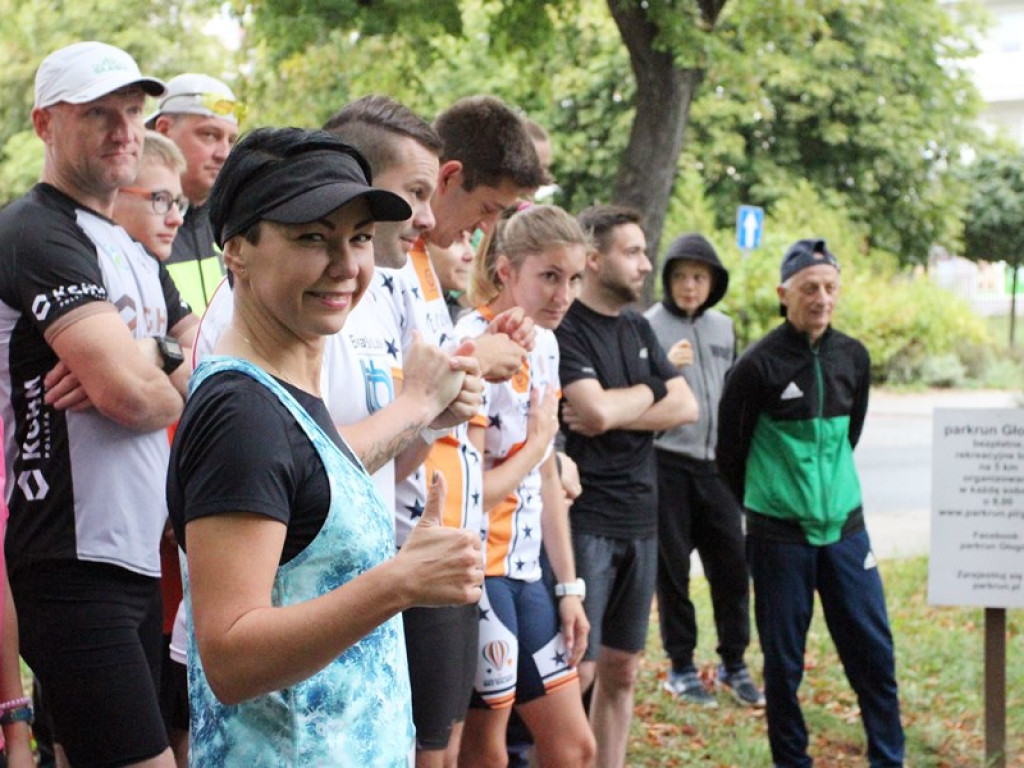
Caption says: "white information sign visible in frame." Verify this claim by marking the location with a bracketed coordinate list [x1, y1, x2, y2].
[929, 409, 1024, 608]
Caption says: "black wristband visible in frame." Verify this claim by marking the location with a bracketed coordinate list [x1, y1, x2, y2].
[643, 377, 668, 403]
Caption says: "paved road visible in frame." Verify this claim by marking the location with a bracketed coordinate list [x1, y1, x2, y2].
[858, 388, 1020, 559]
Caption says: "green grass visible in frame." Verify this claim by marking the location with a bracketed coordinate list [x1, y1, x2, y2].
[629, 556, 1024, 766]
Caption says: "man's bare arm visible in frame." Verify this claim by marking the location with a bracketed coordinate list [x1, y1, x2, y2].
[618, 377, 698, 431]
[168, 313, 201, 395]
[340, 334, 481, 475]
[560, 378, 655, 436]
[561, 377, 696, 436]
[44, 303, 183, 431]
[470, 333, 526, 383]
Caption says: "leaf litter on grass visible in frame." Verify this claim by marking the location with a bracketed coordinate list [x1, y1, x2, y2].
[630, 557, 1023, 766]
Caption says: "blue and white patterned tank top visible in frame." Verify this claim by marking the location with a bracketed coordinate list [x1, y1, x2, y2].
[181, 356, 414, 766]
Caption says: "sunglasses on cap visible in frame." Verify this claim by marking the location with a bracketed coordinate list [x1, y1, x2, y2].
[161, 92, 247, 123]
[120, 187, 190, 217]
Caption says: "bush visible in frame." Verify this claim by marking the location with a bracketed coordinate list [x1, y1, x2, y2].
[0, 130, 43, 206]
[919, 354, 967, 388]
[841, 272, 994, 385]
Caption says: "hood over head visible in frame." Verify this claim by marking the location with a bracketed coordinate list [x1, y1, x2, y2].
[660, 233, 729, 317]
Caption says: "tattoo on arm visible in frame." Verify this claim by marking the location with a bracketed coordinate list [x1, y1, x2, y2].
[358, 420, 424, 476]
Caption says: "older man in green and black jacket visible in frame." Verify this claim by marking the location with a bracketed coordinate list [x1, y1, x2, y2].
[717, 239, 905, 768]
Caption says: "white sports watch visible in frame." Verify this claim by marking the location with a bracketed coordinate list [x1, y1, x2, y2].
[554, 578, 586, 600]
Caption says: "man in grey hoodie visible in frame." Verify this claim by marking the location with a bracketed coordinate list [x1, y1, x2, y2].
[644, 234, 764, 709]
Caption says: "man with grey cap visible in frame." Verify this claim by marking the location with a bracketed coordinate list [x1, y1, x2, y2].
[148, 73, 242, 309]
[0, 41, 198, 768]
[717, 240, 904, 767]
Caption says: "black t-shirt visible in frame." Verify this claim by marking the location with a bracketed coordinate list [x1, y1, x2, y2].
[167, 370, 352, 564]
[555, 301, 679, 538]
[168, 202, 216, 265]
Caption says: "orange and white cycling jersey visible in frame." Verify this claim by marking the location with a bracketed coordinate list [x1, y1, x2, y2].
[456, 308, 561, 582]
[390, 239, 485, 547]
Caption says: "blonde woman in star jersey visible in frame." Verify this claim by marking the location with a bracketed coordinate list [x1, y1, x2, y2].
[456, 205, 595, 767]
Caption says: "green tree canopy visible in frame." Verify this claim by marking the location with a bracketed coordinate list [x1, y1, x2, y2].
[961, 148, 1024, 264]
[687, 0, 984, 263]
[0, 0, 229, 204]
[0, 0, 991, 273]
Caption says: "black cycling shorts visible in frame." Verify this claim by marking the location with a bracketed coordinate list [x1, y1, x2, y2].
[404, 603, 478, 751]
[13, 560, 169, 768]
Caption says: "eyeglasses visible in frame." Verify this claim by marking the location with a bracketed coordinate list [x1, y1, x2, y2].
[119, 188, 190, 217]
[160, 92, 247, 123]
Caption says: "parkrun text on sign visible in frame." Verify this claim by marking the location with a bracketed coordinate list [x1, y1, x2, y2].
[929, 408, 1024, 608]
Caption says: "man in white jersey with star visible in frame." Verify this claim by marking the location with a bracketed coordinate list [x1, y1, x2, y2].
[338, 95, 545, 767]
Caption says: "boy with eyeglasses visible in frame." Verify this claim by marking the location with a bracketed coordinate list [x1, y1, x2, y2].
[114, 131, 189, 263]
[148, 73, 242, 310]
[112, 128, 192, 765]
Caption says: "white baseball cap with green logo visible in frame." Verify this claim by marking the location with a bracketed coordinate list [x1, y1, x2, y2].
[34, 41, 165, 109]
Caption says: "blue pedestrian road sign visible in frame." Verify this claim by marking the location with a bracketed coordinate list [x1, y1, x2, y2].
[736, 205, 764, 250]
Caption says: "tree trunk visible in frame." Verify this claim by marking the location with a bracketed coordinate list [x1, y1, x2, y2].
[606, 1, 711, 305]
[1010, 259, 1019, 347]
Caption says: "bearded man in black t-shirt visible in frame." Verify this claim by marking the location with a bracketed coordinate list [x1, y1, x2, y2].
[554, 205, 697, 768]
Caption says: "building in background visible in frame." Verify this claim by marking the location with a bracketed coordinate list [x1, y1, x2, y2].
[932, 1, 1024, 315]
[964, 0, 1024, 144]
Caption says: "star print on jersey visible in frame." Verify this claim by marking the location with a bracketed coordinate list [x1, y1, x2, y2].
[386, 339, 399, 359]
[459, 443, 481, 464]
[454, 318, 562, 583]
[392, 249, 482, 553]
[553, 650, 566, 666]
[406, 499, 424, 519]
[381, 273, 395, 294]
[479, 606, 490, 621]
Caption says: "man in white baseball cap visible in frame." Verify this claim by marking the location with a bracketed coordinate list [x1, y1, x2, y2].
[0, 40, 196, 768]
[34, 40, 165, 109]
[149, 73, 243, 310]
